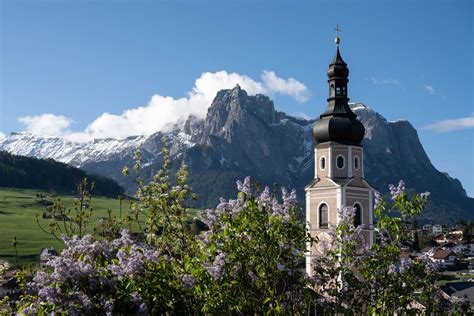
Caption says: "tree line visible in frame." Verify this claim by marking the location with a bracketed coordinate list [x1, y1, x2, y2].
[0, 151, 123, 197]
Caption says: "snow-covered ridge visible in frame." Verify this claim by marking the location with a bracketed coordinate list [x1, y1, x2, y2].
[0, 132, 149, 167]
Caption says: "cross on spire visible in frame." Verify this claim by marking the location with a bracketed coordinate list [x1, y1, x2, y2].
[335, 24, 342, 36]
[334, 24, 341, 45]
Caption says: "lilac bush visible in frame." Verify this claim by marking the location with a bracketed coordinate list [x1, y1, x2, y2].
[200, 177, 315, 314]
[20, 230, 154, 315]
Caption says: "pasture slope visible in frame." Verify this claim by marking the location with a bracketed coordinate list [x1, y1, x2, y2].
[0, 188, 122, 266]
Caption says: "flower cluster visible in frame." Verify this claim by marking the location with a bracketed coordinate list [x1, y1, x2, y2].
[389, 179, 406, 200]
[201, 177, 314, 313]
[203, 177, 297, 228]
[22, 230, 156, 315]
[0, 260, 10, 285]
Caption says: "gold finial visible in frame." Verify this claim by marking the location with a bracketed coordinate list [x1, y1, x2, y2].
[335, 24, 341, 45]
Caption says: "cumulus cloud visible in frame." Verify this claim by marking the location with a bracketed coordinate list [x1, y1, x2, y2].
[17, 70, 310, 142]
[424, 84, 435, 95]
[424, 115, 474, 133]
[18, 114, 73, 137]
[261, 70, 310, 102]
[0, 132, 6, 140]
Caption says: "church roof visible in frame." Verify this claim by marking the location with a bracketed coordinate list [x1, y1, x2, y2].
[327, 46, 349, 78]
[312, 36, 365, 145]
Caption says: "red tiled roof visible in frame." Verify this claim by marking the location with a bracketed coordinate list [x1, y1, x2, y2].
[433, 249, 457, 260]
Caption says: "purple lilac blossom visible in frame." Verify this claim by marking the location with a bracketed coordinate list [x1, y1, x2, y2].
[25, 229, 158, 314]
[374, 190, 383, 206]
[420, 191, 431, 199]
[389, 180, 405, 200]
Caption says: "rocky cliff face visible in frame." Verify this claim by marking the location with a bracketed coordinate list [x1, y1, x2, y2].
[1, 85, 471, 223]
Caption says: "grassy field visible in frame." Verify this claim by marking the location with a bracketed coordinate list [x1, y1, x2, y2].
[0, 187, 206, 268]
[0, 187, 127, 266]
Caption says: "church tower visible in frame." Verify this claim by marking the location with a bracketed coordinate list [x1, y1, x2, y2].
[305, 29, 374, 275]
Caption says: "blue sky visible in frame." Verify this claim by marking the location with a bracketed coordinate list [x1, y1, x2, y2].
[1, 0, 473, 196]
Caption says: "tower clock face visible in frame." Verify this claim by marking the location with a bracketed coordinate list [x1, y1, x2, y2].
[315, 231, 332, 254]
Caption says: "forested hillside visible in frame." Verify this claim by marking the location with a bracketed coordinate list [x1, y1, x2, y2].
[0, 151, 123, 196]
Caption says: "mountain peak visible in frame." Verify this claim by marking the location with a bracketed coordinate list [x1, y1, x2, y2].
[232, 83, 241, 92]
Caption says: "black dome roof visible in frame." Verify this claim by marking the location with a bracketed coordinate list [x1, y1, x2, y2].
[312, 116, 365, 144]
[312, 42, 365, 145]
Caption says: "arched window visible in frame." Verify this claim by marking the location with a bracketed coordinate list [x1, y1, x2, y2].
[354, 156, 360, 170]
[336, 86, 341, 95]
[320, 157, 326, 170]
[354, 203, 362, 227]
[330, 84, 335, 96]
[336, 155, 345, 169]
[342, 86, 346, 95]
[319, 204, 328, 228]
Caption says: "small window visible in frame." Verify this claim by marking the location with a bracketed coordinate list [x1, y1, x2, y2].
[319, 204, 328, 228]
[336, 86, 341, 95]
[342, 86, 346, 95]
[320, 157, 326, 170]
[330, 84, 334, 96]
[336, 155, 344, 169]
[354, 156, 360, 170]
[354, 203, 362, 227]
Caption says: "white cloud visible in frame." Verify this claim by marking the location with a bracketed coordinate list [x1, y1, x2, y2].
[424, 84, 435, 95]
[18, 114, 73, 137]
[0, 132, 6, 140]
[368, 77, 400, 86]
[424, 115, 474, 133]
[17, 70, 310, 142]
[261, 70, 310, 102]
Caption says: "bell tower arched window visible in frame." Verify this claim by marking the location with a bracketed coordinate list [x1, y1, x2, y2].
[319, 204, 328, 228]
[354, 156, 360, 170]
[354, 203, 362, 227]
[336, 155, 345, 169]
[336, 86, 341, 95]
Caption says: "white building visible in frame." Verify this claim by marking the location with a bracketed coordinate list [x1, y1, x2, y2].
[433, 224, 443, 234]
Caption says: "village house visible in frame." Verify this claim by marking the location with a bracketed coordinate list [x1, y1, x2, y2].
[453, 243, 468, 255]
[461, 241, 474, 257]
[422, 224, 433, 232]
[433, 224, 444, 235]
[441, 242, 457, 252]
[432, 249, 458, 269]
[448, 228, 464, 237]
[445, 232, 463, 243]
[434, 234, 448, 244]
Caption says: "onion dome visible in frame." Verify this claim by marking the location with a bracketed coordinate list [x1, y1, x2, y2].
[327, 46, 349, 78]
[312, 35, 365, 145]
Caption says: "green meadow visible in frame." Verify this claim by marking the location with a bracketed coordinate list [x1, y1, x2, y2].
[0, 188, 204, 267]
[0, 187, 125, 266]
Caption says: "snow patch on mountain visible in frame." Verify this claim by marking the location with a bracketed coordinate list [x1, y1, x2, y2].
[0, 132, 148, 167]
